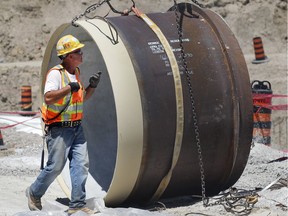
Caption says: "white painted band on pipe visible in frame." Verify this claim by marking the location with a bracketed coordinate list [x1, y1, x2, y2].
[41, 19, 144, 206]
[78, 19, 144, 205]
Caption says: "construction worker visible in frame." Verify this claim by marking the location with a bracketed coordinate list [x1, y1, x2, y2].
[26, 35, 101, 215]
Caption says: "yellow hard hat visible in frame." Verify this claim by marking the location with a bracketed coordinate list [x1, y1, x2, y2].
[56, 35, 85, 56]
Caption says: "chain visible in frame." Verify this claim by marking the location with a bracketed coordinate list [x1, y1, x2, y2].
[173, 0, 208, 206]
[72, 0, 107, 27]
[71, 0, 136, 44]
[71, 0, 135, 27]
[106, 0, 135, 14]
[204, 188, 259, 215]
[191, 0, 204, 8]
[173, 1, 260, 215]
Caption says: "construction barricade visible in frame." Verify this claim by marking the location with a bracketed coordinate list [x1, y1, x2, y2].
[252, 80, 272, 145]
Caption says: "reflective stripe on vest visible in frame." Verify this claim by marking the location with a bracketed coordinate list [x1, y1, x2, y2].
[41, 64, 84, 124]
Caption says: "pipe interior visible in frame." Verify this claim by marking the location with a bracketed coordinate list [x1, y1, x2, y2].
[47, 26, 117, 192]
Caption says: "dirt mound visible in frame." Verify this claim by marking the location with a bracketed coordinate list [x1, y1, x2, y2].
[0, 0, 286, 62]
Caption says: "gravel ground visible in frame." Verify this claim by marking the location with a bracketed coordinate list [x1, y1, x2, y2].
[0, 120, 287, 216]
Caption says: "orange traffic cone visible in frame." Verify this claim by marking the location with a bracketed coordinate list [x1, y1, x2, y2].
[20, 85, 35, 116]
[0, 130, 6, 150]
[252, 37, 269, 64]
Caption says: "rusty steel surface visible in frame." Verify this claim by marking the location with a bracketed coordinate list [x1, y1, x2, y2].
[42, 2, 253, 206]
[104, 4, 252, 203]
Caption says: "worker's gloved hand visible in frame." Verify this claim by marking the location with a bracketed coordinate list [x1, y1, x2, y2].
[68, 82, 80, 92]
[89, 72, 102, 88]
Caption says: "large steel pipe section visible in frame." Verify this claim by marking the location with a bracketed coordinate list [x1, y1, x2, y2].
[41, 3, 253, 206]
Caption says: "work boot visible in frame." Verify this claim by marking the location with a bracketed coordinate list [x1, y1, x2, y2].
[25, 187, 42, 211]
[67, 207, 99, 215]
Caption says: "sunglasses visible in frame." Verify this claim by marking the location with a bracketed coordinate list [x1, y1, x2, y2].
[70, 50, 83, 55]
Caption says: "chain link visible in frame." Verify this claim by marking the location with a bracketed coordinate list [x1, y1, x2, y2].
[173, 2, 259, 215]
[173, 0, 207, 206]
[71, 0, 135, 27]
[205, 188, 259, 215]
[71, 0, 135, 45]
[191, 0, 204, 8]
[72, 0, 107, 27]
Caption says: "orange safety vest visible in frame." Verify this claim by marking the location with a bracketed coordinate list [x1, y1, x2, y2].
[41, 64, 84, 125]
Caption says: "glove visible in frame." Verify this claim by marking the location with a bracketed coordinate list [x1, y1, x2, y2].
[89, 72, 102, 88]
[68, 82, 80, 92]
